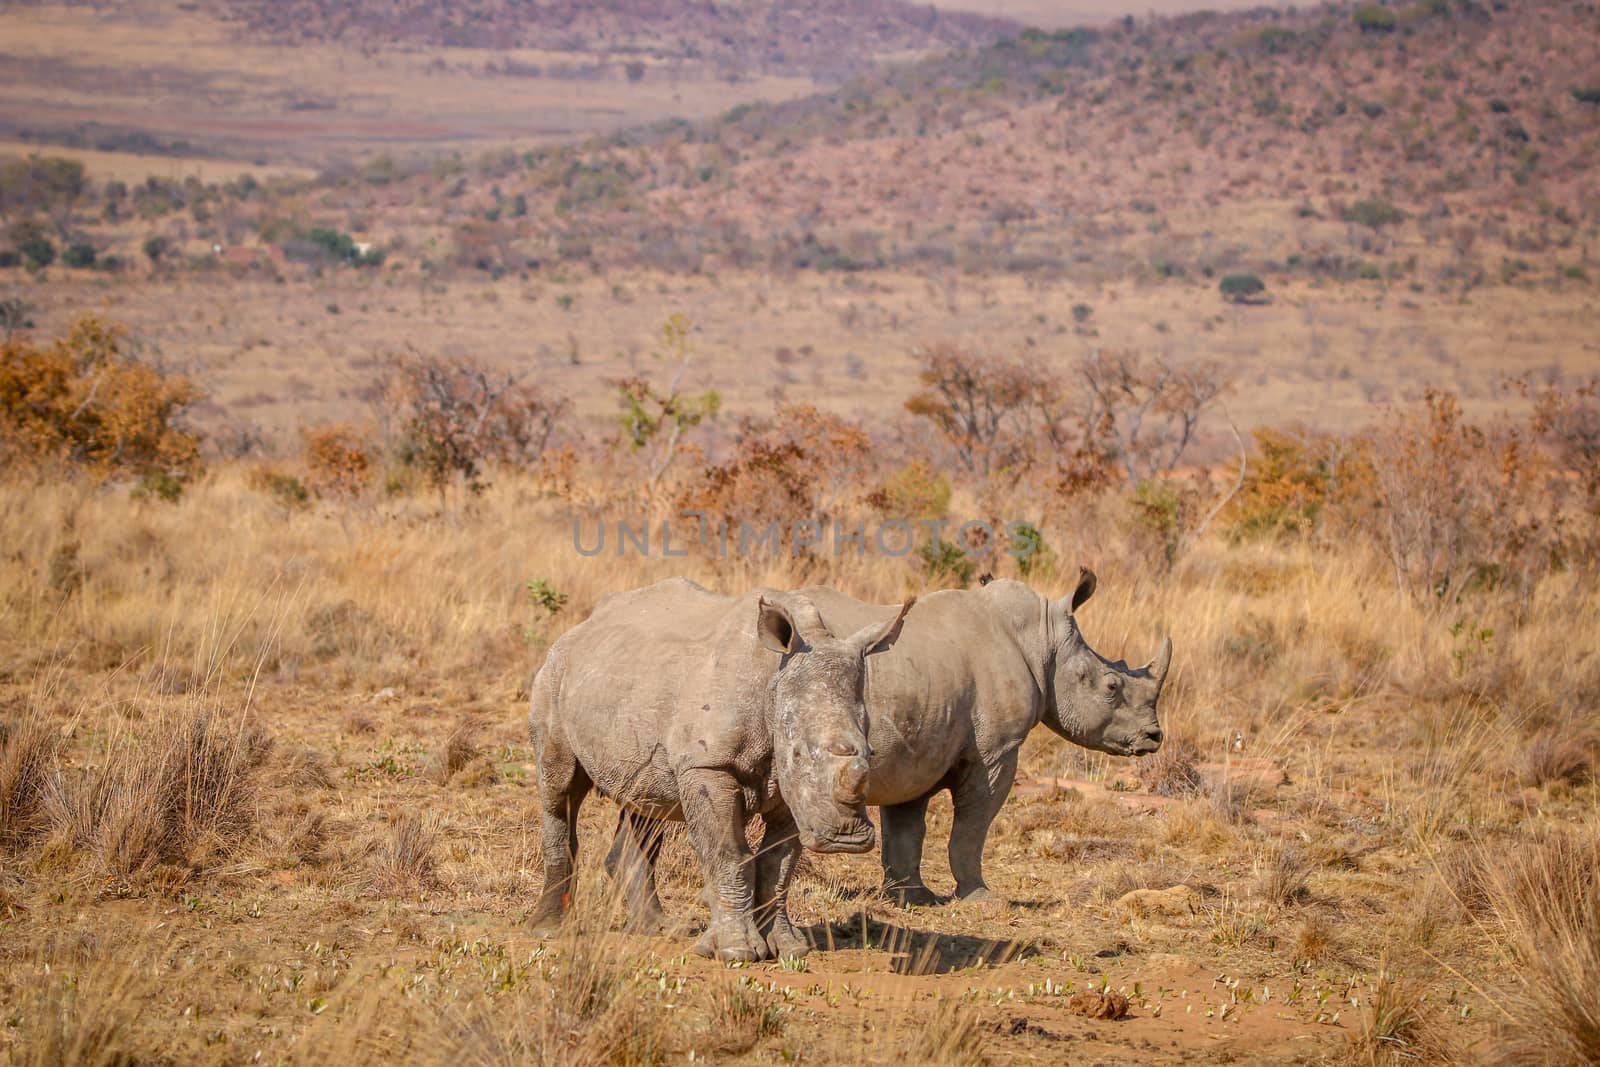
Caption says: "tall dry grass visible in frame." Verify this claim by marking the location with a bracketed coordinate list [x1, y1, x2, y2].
[2, 458, 1597, 1063]
[1480, 830, 1600, 1066]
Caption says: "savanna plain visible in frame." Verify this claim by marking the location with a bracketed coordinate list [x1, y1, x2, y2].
[2, 0, 1600, 1064]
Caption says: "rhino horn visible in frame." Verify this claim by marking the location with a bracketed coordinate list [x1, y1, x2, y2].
[847, 596, 916, 659]
[1147, 636, 1173, 688]
[834, 754, 871, 805]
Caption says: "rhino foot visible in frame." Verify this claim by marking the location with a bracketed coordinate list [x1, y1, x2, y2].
[885, 882, 939, 908]
[528, 892, 568, 931]
[955, 885, 994, 904]
[766, 926, 810, 960]
[693, 914, 770, 962]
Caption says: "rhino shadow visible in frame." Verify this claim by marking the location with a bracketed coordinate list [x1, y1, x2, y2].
[803, 913, 1038, 975]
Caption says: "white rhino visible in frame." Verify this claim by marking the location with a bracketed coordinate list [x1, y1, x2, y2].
[527, 577, 912, 960]
[798, 570, 1170, 904]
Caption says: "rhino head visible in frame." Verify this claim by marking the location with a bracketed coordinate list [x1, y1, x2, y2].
[757, 593, 914, 854]
[1043, 569, 1171, 757]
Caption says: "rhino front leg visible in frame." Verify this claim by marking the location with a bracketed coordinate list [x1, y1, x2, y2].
[880, 796, 939, 907]
[948, 752, 1018, 903]
[753, 807, 808, 959]
[605, 811, 675, 934]
[680, 768, 769, 962]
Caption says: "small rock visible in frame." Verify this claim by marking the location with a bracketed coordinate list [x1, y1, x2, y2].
[371, 687, 399, 703]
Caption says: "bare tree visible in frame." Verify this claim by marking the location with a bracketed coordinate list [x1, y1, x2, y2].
[1077, 350, 1226, 485]
[384, 352, 567, 498]
[904, 343, 1048, 477]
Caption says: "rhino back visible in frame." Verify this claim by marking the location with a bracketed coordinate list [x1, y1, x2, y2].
[800, 585, 1043, 806]
[536, 578, 779, 811]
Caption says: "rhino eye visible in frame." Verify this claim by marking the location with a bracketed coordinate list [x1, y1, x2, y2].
[1104, 677, 1121, 693]
[827, 741, 859, 758]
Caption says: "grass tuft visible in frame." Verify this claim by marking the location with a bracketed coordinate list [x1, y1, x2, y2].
[1482, 830, 1600, 1066]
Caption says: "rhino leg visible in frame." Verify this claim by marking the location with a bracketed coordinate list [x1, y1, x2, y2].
[753, 807, 808, 959]
[530, 747, 593, 929]
[947, 752, 1018, 903]
[680, 768, 769, 963]
[880, 796, 939, 907]
[605, 811, 674, 934]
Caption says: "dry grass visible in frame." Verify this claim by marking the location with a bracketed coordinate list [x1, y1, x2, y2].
[1481, 831, 1600, 1067]
[1347, 963, 1449, 1066]
[1252, 841, 1312, 908]
[370, 813, 439, 895]
[0, 714, 61, 853]
[0, 467, 1594, 1062]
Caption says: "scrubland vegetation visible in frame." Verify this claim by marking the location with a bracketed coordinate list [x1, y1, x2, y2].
[1, 310, 1597, 1064]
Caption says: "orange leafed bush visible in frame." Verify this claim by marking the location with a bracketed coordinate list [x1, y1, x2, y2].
[0, 315, 201, 478]
[303, 424, 377, 500]
[680, 404, 871, 536]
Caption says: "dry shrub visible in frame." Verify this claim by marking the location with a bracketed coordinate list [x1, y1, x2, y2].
[271, 746, 336, 790]
[1253, 841, 1312, 907]
[1290, 913, 1336, 967]
[431, 719, 496, 786]
[678, 403, 871, 541]
[1519, 727, 1594, 789]
[260, 799, 328, 868]
[371, 814, 438, 894]
[1, 714, 62, 852]
[1481, 831, 1600, 1066]
[302, 423, 377, 500]
[0, 315, 201, 478]
[707, 980, 785, 1055]
[1134, 735, 1203, 796]
[52, 709, 268, 878]
[1347, 962, 1455, 1066]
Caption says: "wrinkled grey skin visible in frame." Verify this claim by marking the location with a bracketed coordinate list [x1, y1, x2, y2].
[799, 570, 1170, 905]
[527, 577, 912, 961]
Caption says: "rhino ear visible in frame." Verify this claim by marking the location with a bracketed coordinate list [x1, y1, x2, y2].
[1069, 567, 1097, 613]
[847, 597, 916, 659]
[756, 596, 799, 655]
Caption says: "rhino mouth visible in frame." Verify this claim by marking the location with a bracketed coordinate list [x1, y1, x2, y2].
[1129, 736, 1163, 756]
[803, 815, 876, 854]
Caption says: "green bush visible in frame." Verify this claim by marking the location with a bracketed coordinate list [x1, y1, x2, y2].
[1354, 4, 1397, 33]
[1220, 273, 1267, 304]
[63, 243, 96, 269]
[918, 540, 976, 587]
[1342, 198, 1409, 229]
[18, 236, 54, 269]
[142, 235, 170, 263]
[132, 469, 186, 503]
[1572, 87, 1600, 106]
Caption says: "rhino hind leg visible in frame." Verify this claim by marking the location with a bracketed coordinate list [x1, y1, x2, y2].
[605, 811, 677, 934]
[753, 808, 808, 959]
[947, 753, 1019, 903]
[680, 768, 769, 963]
[530, 749, 593, 929]
[880, 796, 939, 907]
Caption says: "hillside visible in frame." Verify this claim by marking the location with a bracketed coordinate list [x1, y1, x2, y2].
[507, 0, 1600, 284]
[0, 0, 1012, 168]
[212, 0, 1018, 82]
[12, 0, 1598, 286]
